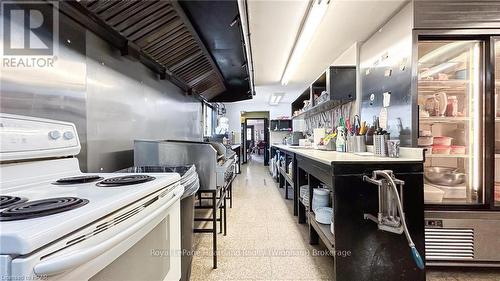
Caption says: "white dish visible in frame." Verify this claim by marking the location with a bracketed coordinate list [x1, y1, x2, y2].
[315, 207, 333, 224]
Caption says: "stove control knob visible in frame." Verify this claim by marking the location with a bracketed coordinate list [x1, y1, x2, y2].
[48, 130, 61, 140]
[63, 131, 74, 140]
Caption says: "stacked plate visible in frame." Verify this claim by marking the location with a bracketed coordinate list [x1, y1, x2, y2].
[299, 185, 309, 199]
[315, 207, 333, 225]
[330, 215, 334, 234]
[312, 188, 329, 211]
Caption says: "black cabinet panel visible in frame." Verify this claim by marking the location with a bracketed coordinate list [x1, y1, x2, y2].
[329, 66, 356, 102]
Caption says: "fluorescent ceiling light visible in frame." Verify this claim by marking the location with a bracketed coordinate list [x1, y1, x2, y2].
[269, 93, 285, 105]
[281, 0, 330, 85]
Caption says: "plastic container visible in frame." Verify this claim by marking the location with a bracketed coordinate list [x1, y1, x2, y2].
[450, 145, 466, 154]
[424, 184, 445, 203]
[438, 184, 467, 199]
[419, 130, 432, 137]
[446, 96, 459, 117]
[432, 145, 451, 155]
[433, 136, 453, 146]
[312, 188, 330, 211]
[418, 136, 433, 146]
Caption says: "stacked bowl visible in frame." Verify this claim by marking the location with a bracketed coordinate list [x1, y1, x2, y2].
[315, 207, 333, 225]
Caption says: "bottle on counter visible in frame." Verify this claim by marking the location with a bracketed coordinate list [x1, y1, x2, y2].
[336, 126, 346, 152]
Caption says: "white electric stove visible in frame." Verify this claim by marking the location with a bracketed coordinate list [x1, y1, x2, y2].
[0, 113, 183, 281]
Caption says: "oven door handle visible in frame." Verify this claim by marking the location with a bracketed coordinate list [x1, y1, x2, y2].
[33, 187, 182, 277]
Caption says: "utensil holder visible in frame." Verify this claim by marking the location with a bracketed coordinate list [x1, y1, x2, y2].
[347, 135, 367, 153]
[354, 136, 366, 152]
[386, 140, 400, 158]
[365, 134, 374, 145]
[374, 135, 389, 157]
[347, 135, 355, 152]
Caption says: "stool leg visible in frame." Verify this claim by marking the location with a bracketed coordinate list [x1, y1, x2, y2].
[212, 192, 217, 269]
[230, 183, 233, 208]
[223, 192, 227, 236]
[219, 195, 223, 234]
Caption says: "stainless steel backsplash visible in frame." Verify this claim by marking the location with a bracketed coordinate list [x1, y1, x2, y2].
[1, 12, 203, 172]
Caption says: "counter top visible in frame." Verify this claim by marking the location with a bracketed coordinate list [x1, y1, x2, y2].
[271, 144, 423, 165]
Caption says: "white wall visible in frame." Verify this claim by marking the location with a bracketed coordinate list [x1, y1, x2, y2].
[332, 42, 358, 66]
[224, 100, 291, 143]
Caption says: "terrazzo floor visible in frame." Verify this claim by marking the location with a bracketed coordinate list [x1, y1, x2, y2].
[190, 155, 500, 281]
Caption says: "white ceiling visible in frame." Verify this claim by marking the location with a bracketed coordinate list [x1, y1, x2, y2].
[246, 0, 408, 104]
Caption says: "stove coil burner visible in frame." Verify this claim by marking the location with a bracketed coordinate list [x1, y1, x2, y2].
[0, 197, 89, 221]
[53, 175, 104, 185]
[96, 175, 155, 187]
[0, 196, 28, 209]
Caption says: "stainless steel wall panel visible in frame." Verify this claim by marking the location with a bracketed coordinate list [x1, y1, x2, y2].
[1, 10, 203, 173]
[360, 4, 415, 146]
[134, 140, 217, 191]
[0, 12, 89, 171]
[85, 32, 203, 173]
[414, 0, 500, 29]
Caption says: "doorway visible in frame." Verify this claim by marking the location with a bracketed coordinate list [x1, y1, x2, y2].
[242, 117, 269, 165]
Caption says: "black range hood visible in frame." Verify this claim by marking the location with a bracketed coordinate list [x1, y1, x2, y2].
[178, 0, 252, 102]
[60, 0, 252, 102]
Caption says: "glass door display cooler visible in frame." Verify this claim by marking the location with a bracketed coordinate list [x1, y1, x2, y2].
[416, 34, 500, 267]
[495, 38, 500, 207]
[417, 40, 483, 206]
